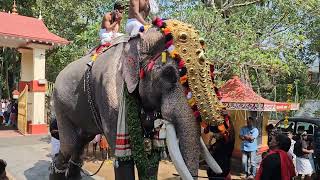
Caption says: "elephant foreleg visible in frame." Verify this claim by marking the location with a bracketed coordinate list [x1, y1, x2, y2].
[50, 114, 80, 180]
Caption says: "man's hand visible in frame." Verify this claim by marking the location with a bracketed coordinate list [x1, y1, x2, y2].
[115, 11, 123, 22]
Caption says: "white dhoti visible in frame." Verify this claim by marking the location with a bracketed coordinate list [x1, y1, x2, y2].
[296, 157, 313, 175]
[51, 137, 60, 158]
[99, 29, 123, 44]
[125, 19, 144, 36]
[309, 154, 316, 173]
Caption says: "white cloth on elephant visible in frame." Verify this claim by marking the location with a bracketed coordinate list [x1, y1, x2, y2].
[114, 82, 132, 158]
[99, 29, 123, 45]
[51, 137, 60, 158]
[125, 19, 144, 36]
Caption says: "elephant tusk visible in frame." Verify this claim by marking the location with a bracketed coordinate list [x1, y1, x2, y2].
[200, 137, 223, 174]
[166, 123, 194, 180]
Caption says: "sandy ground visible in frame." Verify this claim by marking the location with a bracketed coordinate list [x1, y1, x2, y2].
[84, 160, 241, 180]
[0, 132, 242, 180]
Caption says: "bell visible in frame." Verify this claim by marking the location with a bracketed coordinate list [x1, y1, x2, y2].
[144, 138, 152, 153]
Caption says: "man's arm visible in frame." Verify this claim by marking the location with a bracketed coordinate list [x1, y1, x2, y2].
[131, 0, 147, 25]
[302, 141, 314, 154]
[103, 13, 119, 31]
[248, 128, 259, 140]
[239, 128, 247, 141]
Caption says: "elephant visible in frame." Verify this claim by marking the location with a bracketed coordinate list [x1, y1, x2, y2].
[50, 19, 223, 180]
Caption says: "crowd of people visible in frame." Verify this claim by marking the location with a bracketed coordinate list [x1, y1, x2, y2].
[240, 117, 317, 180]
[0, 99, 18, 127]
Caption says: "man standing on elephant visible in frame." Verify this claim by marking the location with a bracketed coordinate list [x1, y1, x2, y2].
[126, 0, 159, 36]
[240, 117, 259, 179]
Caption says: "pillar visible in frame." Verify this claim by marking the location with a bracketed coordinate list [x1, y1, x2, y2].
[19, 47, 47, 134]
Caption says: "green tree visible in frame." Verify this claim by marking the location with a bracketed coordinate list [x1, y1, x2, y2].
[162, 0, 320, 102]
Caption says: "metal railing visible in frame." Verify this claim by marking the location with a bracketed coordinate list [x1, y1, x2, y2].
[46, 81, 55, 97]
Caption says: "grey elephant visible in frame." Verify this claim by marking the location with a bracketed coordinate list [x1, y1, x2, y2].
[51, 19, 222, 180]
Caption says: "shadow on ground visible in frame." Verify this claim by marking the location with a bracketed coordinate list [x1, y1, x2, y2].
[24, 159, 97, 180]
[24, 160, 50, 180]
[39, 135, 51, 144]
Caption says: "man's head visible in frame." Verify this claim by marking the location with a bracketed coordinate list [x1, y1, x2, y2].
[114, 1, 125, 13]
[247, 117, 254, 127]
[0, 159, 8, 180]
[266, 124, 274, 134]
[301, 131, 308, 140]
[286, 130, 293, 139]
[268, 133, 291, 151]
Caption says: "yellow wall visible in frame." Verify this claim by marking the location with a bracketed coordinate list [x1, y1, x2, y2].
[27, 92, 45, 124]
[19, 48, 46, 81]
[19, 48, 46, 125]
[230, 110, 269, 154]
[20, 49, 34, 81]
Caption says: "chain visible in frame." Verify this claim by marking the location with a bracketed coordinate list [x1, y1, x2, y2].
[69, 159, 106, 177]
[84, 61, 104, 134]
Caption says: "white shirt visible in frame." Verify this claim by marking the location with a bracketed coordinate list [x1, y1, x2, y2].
[288, 139, 296, 160]
[1, 102, 5, 113]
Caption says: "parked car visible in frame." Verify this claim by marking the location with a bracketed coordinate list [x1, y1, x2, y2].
[275, 117, 320, 175]
[275, 117, 320, 141]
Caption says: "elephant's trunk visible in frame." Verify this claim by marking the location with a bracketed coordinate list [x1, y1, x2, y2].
[161, 85, 200, 178]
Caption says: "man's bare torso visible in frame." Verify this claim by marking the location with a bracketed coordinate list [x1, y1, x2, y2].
[128, 0, 150, 20]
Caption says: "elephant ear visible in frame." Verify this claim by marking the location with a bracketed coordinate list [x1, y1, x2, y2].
[121, 42, 140, 93]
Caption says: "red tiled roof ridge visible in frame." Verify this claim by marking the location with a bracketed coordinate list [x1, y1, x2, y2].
[0, 12, 69, 45]
[220, 76, 273, 103]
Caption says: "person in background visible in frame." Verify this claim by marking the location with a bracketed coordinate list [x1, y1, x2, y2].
[7, 100, 17, 127]
[3, 100, 11, 126]
[287, 131, 296, 158]
[99, 135, 109, 159]
[0, 159, 9, 180]
[0, 100, 5, 124]
[50, 117, 60, 158]
[296, 131, 313, 180]
[239, 117, 259, 179]
[99, 1, 125, 45]
[91, 134, 101, 158]
[255, 133, 296, 180]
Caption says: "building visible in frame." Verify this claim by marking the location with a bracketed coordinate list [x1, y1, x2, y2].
[220, 76, 299, 157]
[0, 7, 68, 134]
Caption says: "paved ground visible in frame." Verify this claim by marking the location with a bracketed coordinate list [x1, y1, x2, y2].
[0, 131, 104, 180]
[0, 130, 242, 180]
